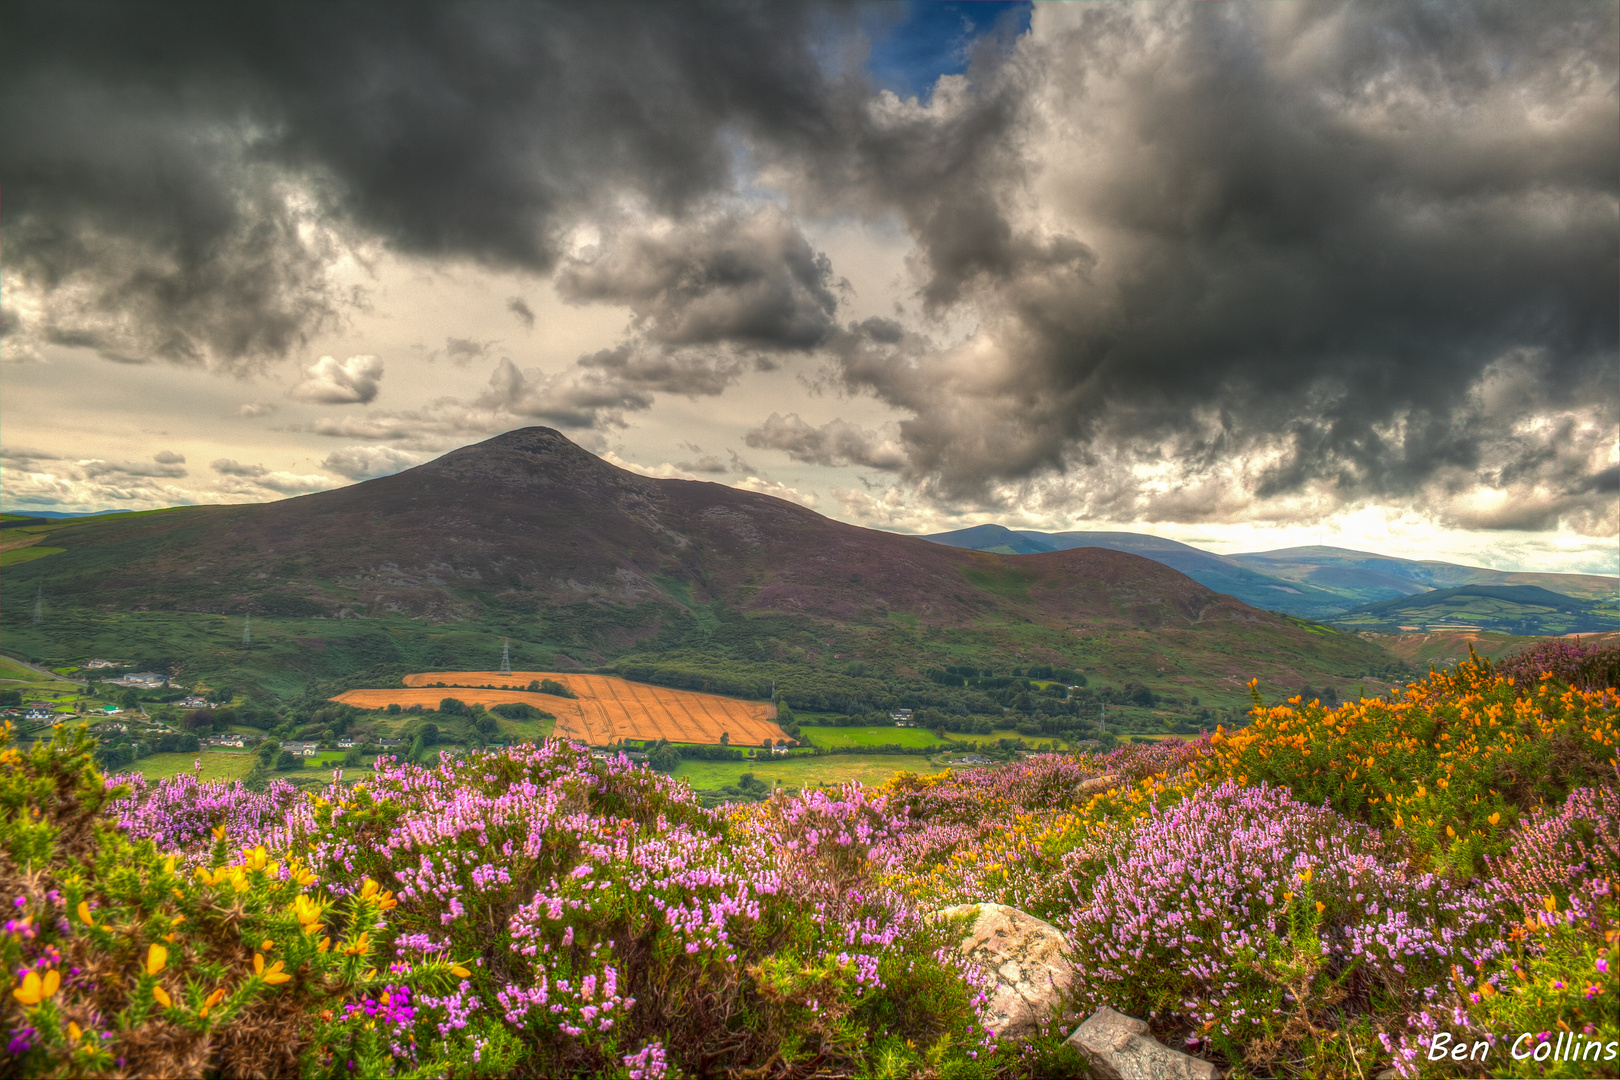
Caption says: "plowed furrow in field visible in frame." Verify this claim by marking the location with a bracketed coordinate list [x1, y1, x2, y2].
[343, 671, 788, 747]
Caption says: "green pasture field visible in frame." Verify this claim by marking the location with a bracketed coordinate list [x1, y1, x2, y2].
[495, 714, 556, 741]
[672, 753, 946, 793]
[796, 725, 952, 750]
[0, 655, 66, 683]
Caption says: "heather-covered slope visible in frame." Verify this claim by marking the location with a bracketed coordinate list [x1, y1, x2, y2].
[1, 428, 1396, 700]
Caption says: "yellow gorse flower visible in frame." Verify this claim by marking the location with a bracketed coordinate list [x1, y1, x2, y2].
[11, 969, 59, 1005]
[67, 1021, 82, 1042]
[153, 985, 172, 1008]
[146, 943, 168, 976]
[77, 900, 94, 926]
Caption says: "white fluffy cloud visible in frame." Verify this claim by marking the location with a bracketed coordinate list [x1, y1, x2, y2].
[290, 354, 384, 404]
[321, 445, 424, 480]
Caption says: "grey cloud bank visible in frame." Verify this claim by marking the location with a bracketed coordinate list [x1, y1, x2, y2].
[1, 0, 1614, 562]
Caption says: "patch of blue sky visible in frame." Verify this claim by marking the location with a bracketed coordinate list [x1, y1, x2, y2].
[865, 1, 1032, 100]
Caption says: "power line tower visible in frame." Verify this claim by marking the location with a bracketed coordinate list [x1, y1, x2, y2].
[500, 639, 512, 677]
[32, 584, 43, 626]
[242, 611, 253, 648]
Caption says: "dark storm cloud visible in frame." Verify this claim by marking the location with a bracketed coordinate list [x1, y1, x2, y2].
[555, 208, 842, 351]
[791, 3, 1618, 532]
[6, 0, 1615, 534]
[1, 0, 851, 370]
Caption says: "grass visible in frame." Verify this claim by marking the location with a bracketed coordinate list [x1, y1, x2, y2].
[495, 715, 556, 741]
[0, 546, 65, 566]
[960, 564, 1037, 601]
[0, 655, 68, 683]
[797, 725, 952, 750]
[135, 751, 258, 782]
[671, 753, 946, 793]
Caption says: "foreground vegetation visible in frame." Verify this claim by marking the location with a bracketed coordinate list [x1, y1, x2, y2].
[2, 643, 1614, 1078]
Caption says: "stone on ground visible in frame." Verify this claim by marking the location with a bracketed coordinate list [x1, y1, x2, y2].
[1065, 1006, 1221, 1080]
[932, 902, 1077, 1039]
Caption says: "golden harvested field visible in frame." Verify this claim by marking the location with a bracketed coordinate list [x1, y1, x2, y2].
[337, 672, 788, 748]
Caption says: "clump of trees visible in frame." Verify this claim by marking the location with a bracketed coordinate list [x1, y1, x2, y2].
[527, 678, 577, 699]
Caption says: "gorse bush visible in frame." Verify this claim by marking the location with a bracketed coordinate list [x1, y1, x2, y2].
[1199, 653, 1619, 876]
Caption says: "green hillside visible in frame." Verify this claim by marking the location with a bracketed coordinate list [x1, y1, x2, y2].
[1330, 584, 1618, 635]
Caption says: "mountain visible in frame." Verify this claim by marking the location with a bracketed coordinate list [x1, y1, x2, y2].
[1228, 546, 1619, 606]
[921, 529, 1618, 630]
[1330, 584, 1618, 636]
[0, 509, 142, 520]
[924, 526, 1353, 618]
[1, 428, 1395, 704]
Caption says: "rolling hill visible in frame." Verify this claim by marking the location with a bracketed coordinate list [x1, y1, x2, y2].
[925, 525, 1349, 618]
[1228, 546, 1619, 607]
[0, 428, 1396, 706]
[1328, 584, 1618, 636]
[922, 528, 1618, 630]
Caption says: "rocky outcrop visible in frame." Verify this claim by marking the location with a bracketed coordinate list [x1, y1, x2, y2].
[1065, 1006, 1221, 1080]
[932, 902, 1077, 1039]
[1079, 773, 1118, 794]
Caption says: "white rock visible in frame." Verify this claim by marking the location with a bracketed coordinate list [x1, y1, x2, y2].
[932, 902, 1077, 1039]
[1065, 1006, 1221, 1080]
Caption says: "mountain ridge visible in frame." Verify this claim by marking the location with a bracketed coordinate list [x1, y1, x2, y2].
[920, 525, 1617, 624]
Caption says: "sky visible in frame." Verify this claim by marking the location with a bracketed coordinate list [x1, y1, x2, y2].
[3, 1, 1617, 574]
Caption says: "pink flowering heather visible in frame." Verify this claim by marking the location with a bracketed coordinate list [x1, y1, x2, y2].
[1498, 638, 1620, 691]
[1487, 785, 1619, 933]
[1057, 780, 1505, 1055]
[103, 770, 300, 859]
[118, 740, 998, 1077]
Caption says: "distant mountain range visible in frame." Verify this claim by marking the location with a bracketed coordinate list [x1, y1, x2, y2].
[921, 524, 1618, 632]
